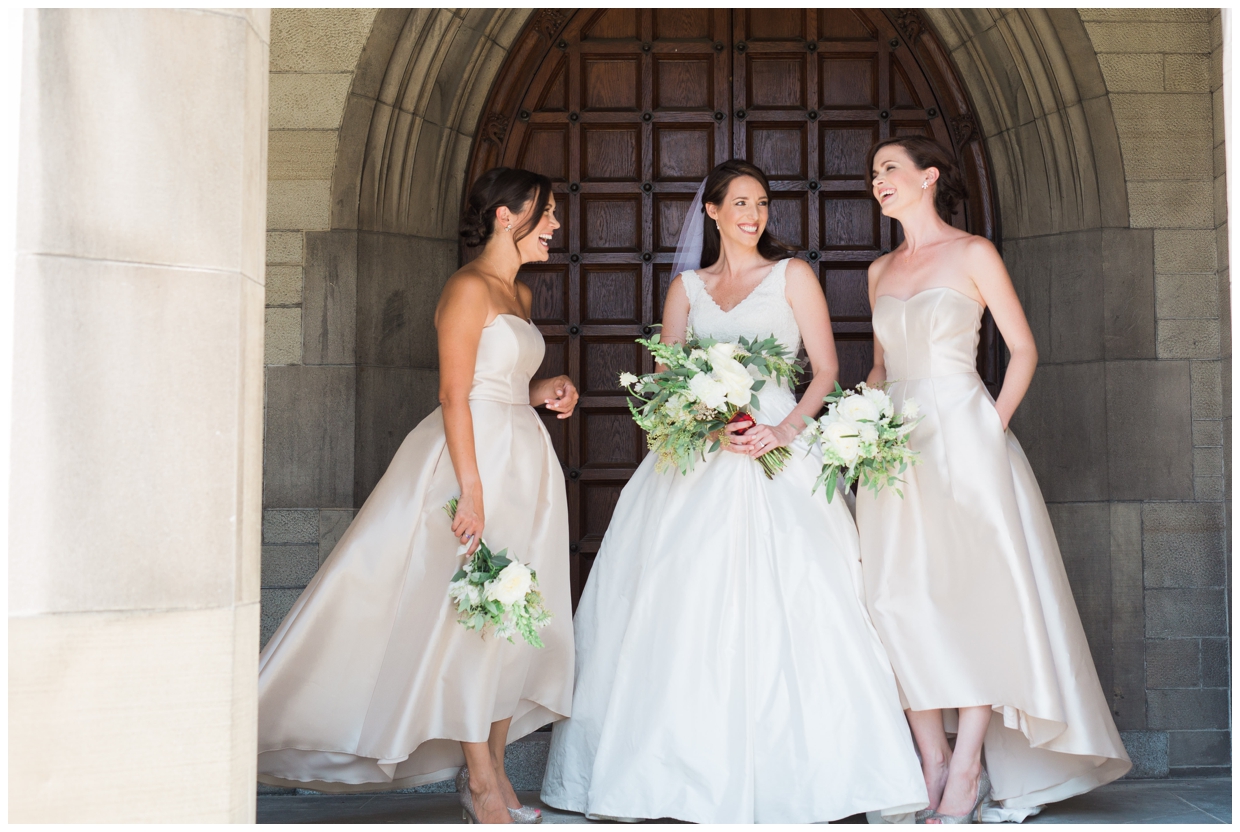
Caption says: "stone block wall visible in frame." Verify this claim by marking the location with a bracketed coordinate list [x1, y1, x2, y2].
[1080, 8, 1230, 776]
[260, 10, 378, 645]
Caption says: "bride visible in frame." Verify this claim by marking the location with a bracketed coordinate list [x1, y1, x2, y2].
[539, 160, 928, 823]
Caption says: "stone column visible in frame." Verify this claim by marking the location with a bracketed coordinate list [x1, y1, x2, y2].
[10, 9, 268, 822]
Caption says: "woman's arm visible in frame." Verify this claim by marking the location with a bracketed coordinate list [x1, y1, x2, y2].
[435, 274, 490, 555]
[656, 275, 691, 372]
[520, 283, 579, 418]
[729, 259, 838, 455]
[968, 237, 1037, 430]
[865, 261, 888, 387]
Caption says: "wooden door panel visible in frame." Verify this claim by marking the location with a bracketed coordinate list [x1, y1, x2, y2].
[768, 195, 808, 250]
[820, 54, 879, 109]
[821, 122, 879, 179]
[582, 9, 639, 40]
[654, 125, 715, 181]
[581, 339, 642, 396]
[582, 266, 643, 324]
[582, 57, 641, 111]
[581, 196, 641, 251]
[520, 126, 571, 181]
[652, 8, 716, 40]
[469, 8, 999, 607]
[524, 266, 569, 324]
[748, 123, 808, 179]
[581, 409, 646, 468]
[820, 265, 872, 320]
[818, 9, 878, 41]
[582, 125, 641, 181]
[653, 55, 715, 110]
[746, 54, 808, 109]
[742, 9, 809, 41]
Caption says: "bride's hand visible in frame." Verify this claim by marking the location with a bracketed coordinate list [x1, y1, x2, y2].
[731, 422, 797, 457]
[720, 420, 754, 455]
[452, 489, 485, 556]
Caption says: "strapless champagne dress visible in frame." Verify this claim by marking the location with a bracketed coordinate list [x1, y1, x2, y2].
[541, 259, 928, 824]
[856, 287, 1131, 819]
[256, 314, 573, 792]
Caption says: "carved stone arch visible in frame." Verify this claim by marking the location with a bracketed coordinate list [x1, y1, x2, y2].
[326, 9, 537, 503]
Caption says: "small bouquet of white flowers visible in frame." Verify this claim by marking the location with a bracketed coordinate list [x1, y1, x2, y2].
[443, 498, 552, 647]
[619, 331, 802, 478]
[801, 382, 922, 502]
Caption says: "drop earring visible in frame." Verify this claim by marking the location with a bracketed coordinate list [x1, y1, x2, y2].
[505, 223, 512, 231]
[921, 181, 928, 190]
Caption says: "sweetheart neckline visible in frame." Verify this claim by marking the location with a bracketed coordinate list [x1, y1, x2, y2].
[874, 285, 984, 308]
[485, 312, 534, 328]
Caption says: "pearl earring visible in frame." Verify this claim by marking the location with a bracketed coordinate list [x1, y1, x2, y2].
[921, 181, 928, 190]
[505, 223, 512, 231]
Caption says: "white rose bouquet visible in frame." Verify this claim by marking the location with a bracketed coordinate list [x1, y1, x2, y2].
[801, 382, 922, 502]
[620, 331, 802, 478]
[442, 498, 552, 647]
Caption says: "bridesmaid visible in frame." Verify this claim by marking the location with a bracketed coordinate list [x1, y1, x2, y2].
[256, 167, 577, 824]
[856, 137, 1131, 823]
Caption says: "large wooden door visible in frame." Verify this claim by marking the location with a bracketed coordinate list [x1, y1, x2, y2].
[466, 9, 998, 606]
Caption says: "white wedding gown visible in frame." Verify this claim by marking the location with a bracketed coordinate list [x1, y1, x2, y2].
[540, 258, 928, 823]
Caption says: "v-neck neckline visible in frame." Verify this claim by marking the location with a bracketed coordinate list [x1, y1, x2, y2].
[693, 260, 781, 315]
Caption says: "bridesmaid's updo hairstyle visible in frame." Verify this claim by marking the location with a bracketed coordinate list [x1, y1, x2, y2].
[867, 136, 967, 222]
[700, 159, 796, 269]
[459, 167, 553, 247]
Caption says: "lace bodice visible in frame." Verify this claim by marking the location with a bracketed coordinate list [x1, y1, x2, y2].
[680, 258, 801, 357]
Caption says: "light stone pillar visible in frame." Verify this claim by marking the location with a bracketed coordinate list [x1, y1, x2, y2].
[10, 9, 268, 822]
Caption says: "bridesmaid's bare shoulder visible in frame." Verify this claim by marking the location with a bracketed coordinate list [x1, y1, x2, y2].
[435, 268, 491, 329]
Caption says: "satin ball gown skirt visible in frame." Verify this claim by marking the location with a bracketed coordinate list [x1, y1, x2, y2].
[256, 315, 574, 792]
[540, 386, 928, 824]
[858, 289, 1131, 819]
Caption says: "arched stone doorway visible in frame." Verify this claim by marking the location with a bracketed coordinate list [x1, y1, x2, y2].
[464, 8, 1001, 602]
[255, 7, 1228, 777]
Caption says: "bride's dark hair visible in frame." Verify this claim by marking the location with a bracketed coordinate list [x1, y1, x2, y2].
[699, 160, 795, 269]
[459, 167, 553, 247]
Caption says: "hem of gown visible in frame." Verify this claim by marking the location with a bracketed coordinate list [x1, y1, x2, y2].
[995, 762, 1131, 811]
[257, 701, 567, 792]
[539, 792, 927, 825]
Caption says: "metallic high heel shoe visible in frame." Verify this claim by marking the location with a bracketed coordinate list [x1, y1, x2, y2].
[507, 805, 543, 824]
[925, 767, 991, 824]
[456, 765, 542, 824]
[456, 766, 479, 824]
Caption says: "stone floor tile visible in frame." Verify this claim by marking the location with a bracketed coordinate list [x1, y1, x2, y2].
[256, 779, 1232, 824]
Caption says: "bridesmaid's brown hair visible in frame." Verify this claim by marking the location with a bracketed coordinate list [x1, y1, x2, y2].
[460, 167, 553, 247]
[867, 136, 967, 222]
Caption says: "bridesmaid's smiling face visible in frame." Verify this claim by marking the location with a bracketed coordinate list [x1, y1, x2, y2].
[871, 144, 938, 220]
[512, 192, 560, 264]
[706, 175, 769, 250]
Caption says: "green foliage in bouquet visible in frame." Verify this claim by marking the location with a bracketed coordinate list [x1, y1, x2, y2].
[620, 330, 802, 478]
[802, 382, 921, 502]
[443, 498, 552, 647]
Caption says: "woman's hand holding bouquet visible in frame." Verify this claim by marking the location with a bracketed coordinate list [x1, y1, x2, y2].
[443, 498, 552, 647]
[620, 331, 802, 478]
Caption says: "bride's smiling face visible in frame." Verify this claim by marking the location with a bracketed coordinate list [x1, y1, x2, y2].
[705, 175, 769, 249]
